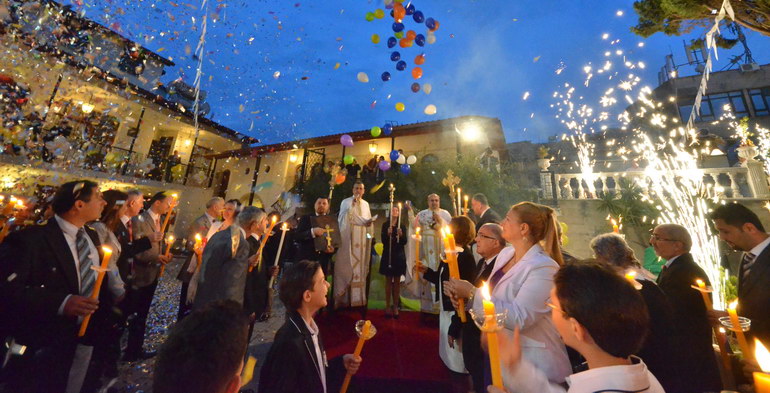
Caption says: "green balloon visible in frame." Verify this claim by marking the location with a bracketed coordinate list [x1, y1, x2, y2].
[371, 126, 382, 137]
[374, 9, 385, 19]
[394, 31, 404, 39]
[365, 12, 375, 22]
[344, 154, 355, 165]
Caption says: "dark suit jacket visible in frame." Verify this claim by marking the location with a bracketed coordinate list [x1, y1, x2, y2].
[457, 254, 498, 371]
[178, 214, 213, 283]
[738, 244, 770, 344]
[131, 210, 164, 288]
[423, 248, 476, 312]
[194, 227, 251, 310]
[113, 219, 152, 283]
[244, 235, 270, 316]
[656, 253, 721, 392]
[474, 208, 501, 232]
[636, 279, 682, 393]
[258, 311, 345, 393]
[294, 214, 336, 271]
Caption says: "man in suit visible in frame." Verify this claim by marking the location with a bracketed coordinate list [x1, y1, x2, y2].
[259, 260, 362, 393]
[470, 193, 501, 232]
[651, 223, 721, 392]
[123, 191, 172, 362]
[177, 196, 224, 321]
[114, 190, 156, 284]
[243, 209, 273, 334]
[710, 203, 770, 346]
[195, 206, 262, 310]
[0, 180, 107, 393]
[294, 197, 337, 275]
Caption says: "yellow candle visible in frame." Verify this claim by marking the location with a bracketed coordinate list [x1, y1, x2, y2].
[194, 234, 203, 271]
[695, 279, 712, 310]
[463, 195, 469, 215]
[397, 202, 402, 230]
[481, 282, 503, 388]
[160, 193, 178, 235]
[754, 339, 770, 393]
[443, 228, 466, 322]
[611, 218, 619, 234]
[251, 216, 278, 273]
[2, 196, 16, 216]
[78, 246, 113, 337]
[414, 227, 421, 280]
[728, 300, 751, 358]
[160, 235, 174, 277]
[340, 320, 371, 393]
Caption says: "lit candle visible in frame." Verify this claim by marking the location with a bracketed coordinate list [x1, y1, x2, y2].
[754, 339, 770, 393]
[267, 223, 289, 288]
[611, 218, 619, 234]
[340, 320, 372, 393]
[695, 279, 712, 310]
[2, 196, 17, 216]
[160, 193, 178, 235]
[624, 270, 642, 290]
[414, 227, 422, 280]
[194, 234, 203, 272]
[251, 216, 278, 273]
[481, 282, 503, 388]
[443, 227, 466, 322]
[397, 202, 402, 231]
[728, 300, 751, 358]
[78, 246, 113, 337]
[463, 195, 469, 215]
[160, 235, 174, 277]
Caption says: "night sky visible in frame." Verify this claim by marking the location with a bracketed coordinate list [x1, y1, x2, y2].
[67, 0, 770, 145]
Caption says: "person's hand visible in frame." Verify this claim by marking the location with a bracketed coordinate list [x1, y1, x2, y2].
[448, 334, 457, 349]
[397, 228, 403, 237]
[343, 354, 362, 375]
[446, 278, 475, 300]
[249, 312, 256, 322]
[415, 264, 428, 273]
[158, 254, 171, 265]
[708, 309, 728, 326]
[498, 327, 522, 369]
[248, 254, 259, 268]
[150, 232, 164, 242]
[387, 226, 393, 235]
[325, 245, 334, 253]
[270, 266, 280, 278]
[312, 227, 325, 237]
[63, 295, 99, 317]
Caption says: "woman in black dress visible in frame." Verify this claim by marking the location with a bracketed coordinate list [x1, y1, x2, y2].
[380, 206, 407, 318]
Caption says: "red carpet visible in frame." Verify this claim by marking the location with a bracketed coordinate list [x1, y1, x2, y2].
[317, 309, 467, 393]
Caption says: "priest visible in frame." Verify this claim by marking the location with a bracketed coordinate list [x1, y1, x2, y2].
[334, 181, 374, 309]
[410, 193, 451, 315]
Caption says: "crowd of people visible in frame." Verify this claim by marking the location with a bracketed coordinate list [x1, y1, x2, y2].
[0, 179, 769, 393]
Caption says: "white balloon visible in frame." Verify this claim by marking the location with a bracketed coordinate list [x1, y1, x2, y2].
[407, 155, 417, 165]
[427, 32, 436, 44]
[424, 104, 437, 115]
[423, 83, 432, 95]
[384, 0, 393, 5]
[357, 72, 369, 83]
[397, 154, 406, 164]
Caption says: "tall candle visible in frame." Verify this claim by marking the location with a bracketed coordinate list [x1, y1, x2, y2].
[728, 300, 751, 358]
[463, 195, 469, 215]
[251, 216, 277, 273]
[340, 320, 372, 393]
[456, 188, 462, 217]
[160, 193, 178, 235]
[160, 235, 174, 277]
[267, 223, 289, 288]
[695, 279, 712, 310]
[481, 282, 503, 388]
[414, 227, 421, 280]
[754, 339, 770, 393]
[397, 203, 402, 231]
[443, 228, 466, 322]
[78, 246, 113, 337]
[194, 234, 203, 272]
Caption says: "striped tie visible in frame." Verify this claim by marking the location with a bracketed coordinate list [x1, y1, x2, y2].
[77, 228, 96, 296]
[742, 252, 757, 280]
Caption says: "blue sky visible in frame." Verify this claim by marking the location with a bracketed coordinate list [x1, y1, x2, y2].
[70, 0, 770, 145]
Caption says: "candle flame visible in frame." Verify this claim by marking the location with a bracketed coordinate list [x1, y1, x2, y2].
[415, 227, 420, 236]
[756, 339, 770, 372]
[172, 193, 178, 199]
[195, 233, 202, 241]
[696, 279, 705, 288]
[610, 218, 618, 226]
[625, 271, 637, 280]
[168, 235, 175, 242]
[281, 222, 288, 230]
[271, 216, 277, 223]
[481, 281, 491, 301]
[729, 300, 738, 311]
[398, 202, 402, 208]
[102, 246, 112, 254]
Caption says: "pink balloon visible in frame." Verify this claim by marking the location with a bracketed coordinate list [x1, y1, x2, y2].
[378, 160, 391, 171]
[340, 134, 354, 147]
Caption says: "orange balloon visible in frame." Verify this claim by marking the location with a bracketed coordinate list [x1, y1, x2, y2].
[406, 30, 416, 40]
[430, 20, 440, 32]
[411, 67, 423, 79]
[414, 54, 426, 65]
[399, 38, 413, 48]
[393, 4, 405, 22]
[335, 174, 346, 184]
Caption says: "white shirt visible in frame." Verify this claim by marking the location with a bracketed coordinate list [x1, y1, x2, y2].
[748, 236, 770, 258]
[120, 215, 130, 228]
[664, 254, 682, 269]
[204, 212, 217, 226]
[54, 215, 99, 315]
[148, 210, 161, 230]
[303, 318, 327, 392]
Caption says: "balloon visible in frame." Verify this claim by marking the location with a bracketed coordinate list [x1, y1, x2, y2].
[383, 123, 393, 136]
[430, 20, 440, 31]
[407, 155, 417, 165]
[335, 174, 346, 184]
[406, 30, 416, 40]
[371, 34, 380, 44]
[379, 160, 391, 171]
[426, 31, 436, 44]
[425, 18, 436, 30]
[393, 3, 405, 21]
[415, 34, 426, 46]
[390, 51, 401, 61]
[381, 72, 391, 81]
[395, 102, 405, 111]
[396, 154, 406, 164]
[399, 38, 413, 48]
[411, 82, 420, 93]
[392, 22, 405, 32]
[357, 72, 369, 83]
[390, 150, 400, 161]
[423, 83, 432, 94]
[400, 164, 411, 175]
[396, 61, 407, 71]
[387, 37, 397, 48]
[413, 10, 425, 23]
[374, 8, 385, 19]
[384, 0, 394, 7]
[395, 31, 404, 39]
[365, 12, 375, 22]
[411, 67, 423, 79]
[414, 53, 426, 65]
[343, 154, 354, 165]
[340, 134, 354, 147]
[405, 3, 415, 15]
[424, 104, 437, 115]
[371, 126, 382, 137]
[374, 242, 384, 256]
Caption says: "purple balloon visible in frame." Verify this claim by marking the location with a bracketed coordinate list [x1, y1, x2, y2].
[379, 160, 391, 171]
[340, 134, 354, 147]
[400, 164, 411, 174]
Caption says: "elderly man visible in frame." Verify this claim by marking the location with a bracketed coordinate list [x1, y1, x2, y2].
[194, 206, 263, 310]
[650, 224, 721, 392]
[335, 181, 374, 310]
[411, 193, 452, 315]
[470, 193, 501, 232]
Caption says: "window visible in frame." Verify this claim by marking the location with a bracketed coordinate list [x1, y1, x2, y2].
[679, 90, 748, 122]
[749, 88, 770, 116]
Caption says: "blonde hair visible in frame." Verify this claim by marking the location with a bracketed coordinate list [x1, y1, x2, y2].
[510, 202, 564, 265]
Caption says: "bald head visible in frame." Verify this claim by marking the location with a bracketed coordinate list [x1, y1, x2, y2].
[655, 224, 692, 251]
[476, 223, 505, 259]
[427, 194, 440, 210]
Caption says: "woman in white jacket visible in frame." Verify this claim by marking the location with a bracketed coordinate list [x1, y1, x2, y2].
[447, 202, 571, 387]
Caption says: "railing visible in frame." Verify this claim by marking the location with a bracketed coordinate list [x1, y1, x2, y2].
[554, 164, 770, 200]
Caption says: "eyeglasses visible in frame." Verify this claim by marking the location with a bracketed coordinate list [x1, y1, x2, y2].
[649, 233, 676, 242]
[476, 233, 496, 241]
[546, 301, 569, 318]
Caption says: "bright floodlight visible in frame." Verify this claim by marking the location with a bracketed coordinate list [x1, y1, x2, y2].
[461, 123, 482, 142]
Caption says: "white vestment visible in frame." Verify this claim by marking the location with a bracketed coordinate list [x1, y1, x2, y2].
[334, 196, 373, 308]
[408, 208, 451, 314]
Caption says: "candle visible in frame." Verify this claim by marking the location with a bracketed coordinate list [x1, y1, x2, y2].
[728, 300, 751, 358]
[194, 234, 203, 272]
[481, 282, 503, 388]
[160, 193, 178, 235]
[624, 270, 642, 290]
[2, 196, 17, 216]
[443, 227, 466, 322]
[463, 195, 469, 215]
[251, 216, 278, 273]
[611, 218, 619, 234]
[414, 227, 421, 280]
[267, 223, 289, 288]
[160, 235, 174, 277]
[456, 188, 462, 217]
[78, 246, 113, 337]
[340, 320, 372, 393]
[695, 279, 712, 310]
[754, 339, 770, 393]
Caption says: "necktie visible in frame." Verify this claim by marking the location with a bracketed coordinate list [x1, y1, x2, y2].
[77, 228, 96, 296]
[154, 217, 160, 232]
[742, 252, 757, 280]
[126, 219, 133, 241]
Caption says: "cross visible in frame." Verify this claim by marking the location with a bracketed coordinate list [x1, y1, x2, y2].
[441, 170, 461, 193]
[324, 225, 334, 248]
